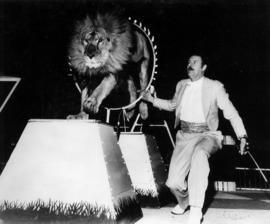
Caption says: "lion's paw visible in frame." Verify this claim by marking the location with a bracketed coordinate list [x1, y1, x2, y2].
[126, 109, 135, 121]
[139, 102, 148, 120]
[83, 96, 100, 114]
[67, 112, 89, 120]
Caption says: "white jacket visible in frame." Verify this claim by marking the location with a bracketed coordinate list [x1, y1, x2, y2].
[153, 77, 247, 139]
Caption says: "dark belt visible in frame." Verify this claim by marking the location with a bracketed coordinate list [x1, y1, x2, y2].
[180, 120, 209, 133]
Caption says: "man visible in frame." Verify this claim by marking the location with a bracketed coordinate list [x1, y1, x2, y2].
[143, 55, 248, 224]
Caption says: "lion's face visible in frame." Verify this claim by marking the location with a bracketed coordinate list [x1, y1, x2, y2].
[81, 28, 112, 69]
[69, 14, 132, 75]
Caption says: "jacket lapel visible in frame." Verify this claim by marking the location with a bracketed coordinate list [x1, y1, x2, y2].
[175, 80, 189, 115]
[174, 79, 189, 128]
[202, 77, 212, 119]
[178, 80, 189, 104]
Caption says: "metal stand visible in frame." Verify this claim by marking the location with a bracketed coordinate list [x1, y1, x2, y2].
[0, 76, 21, 113]
[130, 113, 175, 148]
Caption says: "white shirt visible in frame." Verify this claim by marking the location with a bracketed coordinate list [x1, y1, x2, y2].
[180, 77, 206, 123]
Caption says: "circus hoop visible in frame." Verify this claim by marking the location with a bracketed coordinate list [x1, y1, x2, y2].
[104, 18, 158, 124]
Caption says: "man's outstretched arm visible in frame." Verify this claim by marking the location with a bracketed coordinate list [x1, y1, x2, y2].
[215, 82, 248, 155]
[142, 81, 183, 111]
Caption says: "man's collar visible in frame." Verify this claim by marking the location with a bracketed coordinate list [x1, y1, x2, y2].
[187, 76, 204, 85]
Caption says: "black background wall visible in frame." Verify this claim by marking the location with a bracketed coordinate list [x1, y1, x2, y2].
[0, 0, 269, 166]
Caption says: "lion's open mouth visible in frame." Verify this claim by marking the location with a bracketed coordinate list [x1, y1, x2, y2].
[85, 44, 99, 59]
[84, 50, 110, 69]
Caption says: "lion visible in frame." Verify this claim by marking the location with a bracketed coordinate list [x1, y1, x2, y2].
[67, 10, 153, 121]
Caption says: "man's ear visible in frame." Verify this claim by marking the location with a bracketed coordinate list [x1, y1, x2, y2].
[202, 64, 207, 72]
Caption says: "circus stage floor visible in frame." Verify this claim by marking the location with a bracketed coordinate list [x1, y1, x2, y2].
[137, 191, 270, 224]
[0, 191, 269, 224]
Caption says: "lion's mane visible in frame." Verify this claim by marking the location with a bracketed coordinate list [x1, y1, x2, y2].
[69, 12, 133, 78]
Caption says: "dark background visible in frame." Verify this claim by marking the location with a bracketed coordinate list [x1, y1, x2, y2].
[0, 0, 269, 168]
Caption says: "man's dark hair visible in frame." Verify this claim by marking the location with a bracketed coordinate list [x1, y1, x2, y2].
[188, 51, 209, 66]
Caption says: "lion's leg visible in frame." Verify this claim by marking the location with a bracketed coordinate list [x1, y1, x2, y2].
[126, 76, 137, 120]
[138, 56, 149, 120]
[133, 31, 150, 120]
[138, 49, 149, 120]
[67, 87, 89, 119]
[79, 87, 90, 118]
[83, 74, 117, 113]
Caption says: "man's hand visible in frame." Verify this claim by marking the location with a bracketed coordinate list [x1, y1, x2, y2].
[142, 89, 154, 103]
[239, 137, 249, 155]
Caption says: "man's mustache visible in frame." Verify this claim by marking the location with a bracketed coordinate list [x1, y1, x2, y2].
[187, 66, 193, 71]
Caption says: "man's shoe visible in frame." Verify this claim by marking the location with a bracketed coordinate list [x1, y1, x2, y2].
[187, 207, 202, 224]
[171, 204, 186, 215]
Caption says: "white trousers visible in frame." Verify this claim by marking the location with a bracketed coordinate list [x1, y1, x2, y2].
[166, 130, 222, 208]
